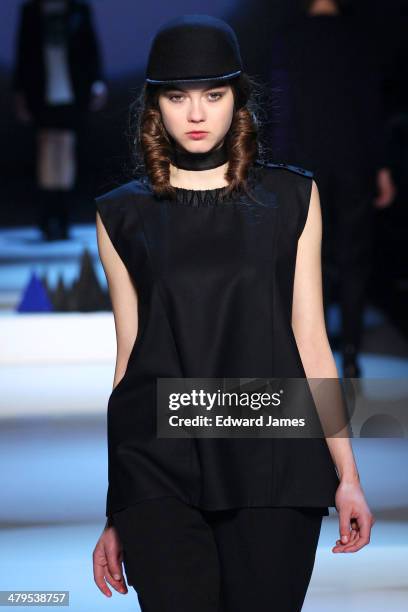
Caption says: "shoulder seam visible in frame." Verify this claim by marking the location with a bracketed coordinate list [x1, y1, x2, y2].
[95, 178, 151, 203]
[255, 160, 314, 179]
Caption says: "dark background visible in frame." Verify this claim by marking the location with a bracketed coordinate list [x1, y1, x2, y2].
[1, 0, 407, 225]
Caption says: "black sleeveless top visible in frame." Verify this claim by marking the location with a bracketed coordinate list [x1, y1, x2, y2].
[95, 160, 339, 521]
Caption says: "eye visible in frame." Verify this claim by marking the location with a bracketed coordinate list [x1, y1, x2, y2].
[168, 94, 184, 103]
[208, 92, 223, 101]
[166, 91, 225, 103]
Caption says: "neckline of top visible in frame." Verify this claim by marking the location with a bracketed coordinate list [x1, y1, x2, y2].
[137, 162, 267, 208]
[171, 184, 231, 207]
[172, 185, 228, 192]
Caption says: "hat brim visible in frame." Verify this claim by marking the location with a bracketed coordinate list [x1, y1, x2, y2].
[145, 70, 241, 84]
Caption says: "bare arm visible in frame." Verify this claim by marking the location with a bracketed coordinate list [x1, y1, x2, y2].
[291, 180, 375, 553]
[96, 211, 138, 391]
[92, 211, 135, 596]
[292, 181, 358, 480]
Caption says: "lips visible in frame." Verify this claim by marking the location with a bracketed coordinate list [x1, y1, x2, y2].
[187, 131, 207, 135]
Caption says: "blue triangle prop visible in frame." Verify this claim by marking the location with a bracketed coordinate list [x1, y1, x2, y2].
[16, 271, 54, 312]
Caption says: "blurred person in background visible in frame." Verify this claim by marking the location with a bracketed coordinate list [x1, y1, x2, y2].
[373, 31, 408, 325]
[12, 0, 107, 241]
[269, 0, 397, 377]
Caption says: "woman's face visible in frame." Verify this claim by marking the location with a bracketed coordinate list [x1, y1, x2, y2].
[158, 81, 234, 153]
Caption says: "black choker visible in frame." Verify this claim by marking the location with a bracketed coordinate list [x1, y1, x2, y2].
[169, 141, 229, 171]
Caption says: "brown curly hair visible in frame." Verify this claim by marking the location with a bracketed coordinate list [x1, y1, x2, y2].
[127, 73, 274, 203]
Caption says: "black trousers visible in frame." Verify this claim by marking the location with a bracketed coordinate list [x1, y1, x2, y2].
[112, 497, 325, 612]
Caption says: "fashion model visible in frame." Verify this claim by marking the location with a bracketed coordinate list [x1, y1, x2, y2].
[92, 14, 375, 611]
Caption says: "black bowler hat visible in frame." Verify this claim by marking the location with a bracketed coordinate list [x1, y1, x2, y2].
[145, 14, 244, 84]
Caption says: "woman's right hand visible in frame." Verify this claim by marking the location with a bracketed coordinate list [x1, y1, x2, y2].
[92, 525, 128, 597]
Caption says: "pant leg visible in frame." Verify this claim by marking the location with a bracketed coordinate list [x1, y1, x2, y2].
[112, 497, 221, 612]
[36, 186, 71, 239]
[206, 506, 324, 612]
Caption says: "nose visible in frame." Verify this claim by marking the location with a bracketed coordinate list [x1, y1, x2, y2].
[187, 96, 206, 123]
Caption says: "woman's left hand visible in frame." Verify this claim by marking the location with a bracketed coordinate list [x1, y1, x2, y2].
[333, 479, 375, 553]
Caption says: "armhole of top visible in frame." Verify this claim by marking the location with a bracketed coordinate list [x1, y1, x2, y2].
[296, 177, 314, 241]
[95, 194, 127, 268]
